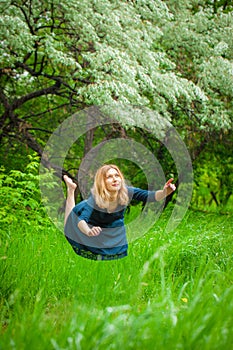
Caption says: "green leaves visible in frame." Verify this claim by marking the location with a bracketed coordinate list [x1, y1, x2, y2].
[0, 0, 232, 212]
[0, 15, 35, 66]
[1, 0, 211, 110]
[0, 155, 47, 225]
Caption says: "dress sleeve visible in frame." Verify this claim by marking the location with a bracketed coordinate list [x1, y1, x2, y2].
[72, 196, 94, 223]
[127, 186, 157, 203]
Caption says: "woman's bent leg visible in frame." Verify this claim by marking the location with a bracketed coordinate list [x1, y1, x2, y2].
[64, 175, 77, 225]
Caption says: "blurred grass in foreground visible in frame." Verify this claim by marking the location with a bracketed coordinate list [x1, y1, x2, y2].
[0, 209, 232, 350]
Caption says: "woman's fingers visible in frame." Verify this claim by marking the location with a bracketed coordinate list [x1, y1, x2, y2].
[164, 178, 176, 193]
[169, 183, 176, 191]
[88, 226, 102, 236]
[165, 178, 174, 186]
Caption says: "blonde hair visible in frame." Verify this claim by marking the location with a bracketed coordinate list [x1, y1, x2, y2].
[92, 164, 129, 209]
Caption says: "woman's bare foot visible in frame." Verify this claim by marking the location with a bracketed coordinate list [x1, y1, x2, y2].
[63, 175, 77, 191]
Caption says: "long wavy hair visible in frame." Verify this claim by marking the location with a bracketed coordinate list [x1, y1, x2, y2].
[92, 164, 129, 209]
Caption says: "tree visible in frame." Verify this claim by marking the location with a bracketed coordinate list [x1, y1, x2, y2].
[161, 0, 233, 209]
[1, 1, 206, 163]
[0, 0, 232, 209]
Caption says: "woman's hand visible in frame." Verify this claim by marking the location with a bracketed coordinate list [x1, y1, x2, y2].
[163, 178, 176, 196]
[78, 220, 102, 237]
[87, 226, 102, 237]
[155, 178, 176, 201]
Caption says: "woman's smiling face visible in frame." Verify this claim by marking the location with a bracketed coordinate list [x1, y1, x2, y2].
[105, 168, 122, 193]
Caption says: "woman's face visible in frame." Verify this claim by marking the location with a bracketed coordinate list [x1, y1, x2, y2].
[105, 168, 122, 193]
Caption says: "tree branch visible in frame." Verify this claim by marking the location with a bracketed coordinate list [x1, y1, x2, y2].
[11, 81, 61, 110]
[12, 1, 35, 35]
[15, 61, 77, 92]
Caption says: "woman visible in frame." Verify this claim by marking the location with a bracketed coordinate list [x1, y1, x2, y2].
[64, 164, 176, 261]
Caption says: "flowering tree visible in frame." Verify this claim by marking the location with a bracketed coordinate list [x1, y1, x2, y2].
[1, 0, 208, 152]
[0, 0, 232, 208]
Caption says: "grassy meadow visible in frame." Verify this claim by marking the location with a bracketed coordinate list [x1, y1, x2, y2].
[0, 208, 233, 350]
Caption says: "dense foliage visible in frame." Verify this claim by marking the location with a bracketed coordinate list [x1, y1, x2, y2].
[0, 0, 232, 210]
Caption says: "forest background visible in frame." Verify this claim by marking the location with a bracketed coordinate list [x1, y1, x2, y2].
[0, 0, 233, 349]
[0, 0, 232, 212]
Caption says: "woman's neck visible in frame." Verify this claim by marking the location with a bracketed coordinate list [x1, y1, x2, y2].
[107, 199, 118, 213]
[109, 193, 118, 202]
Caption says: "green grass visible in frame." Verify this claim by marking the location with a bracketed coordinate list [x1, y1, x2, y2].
[0, 209, 233, 350]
